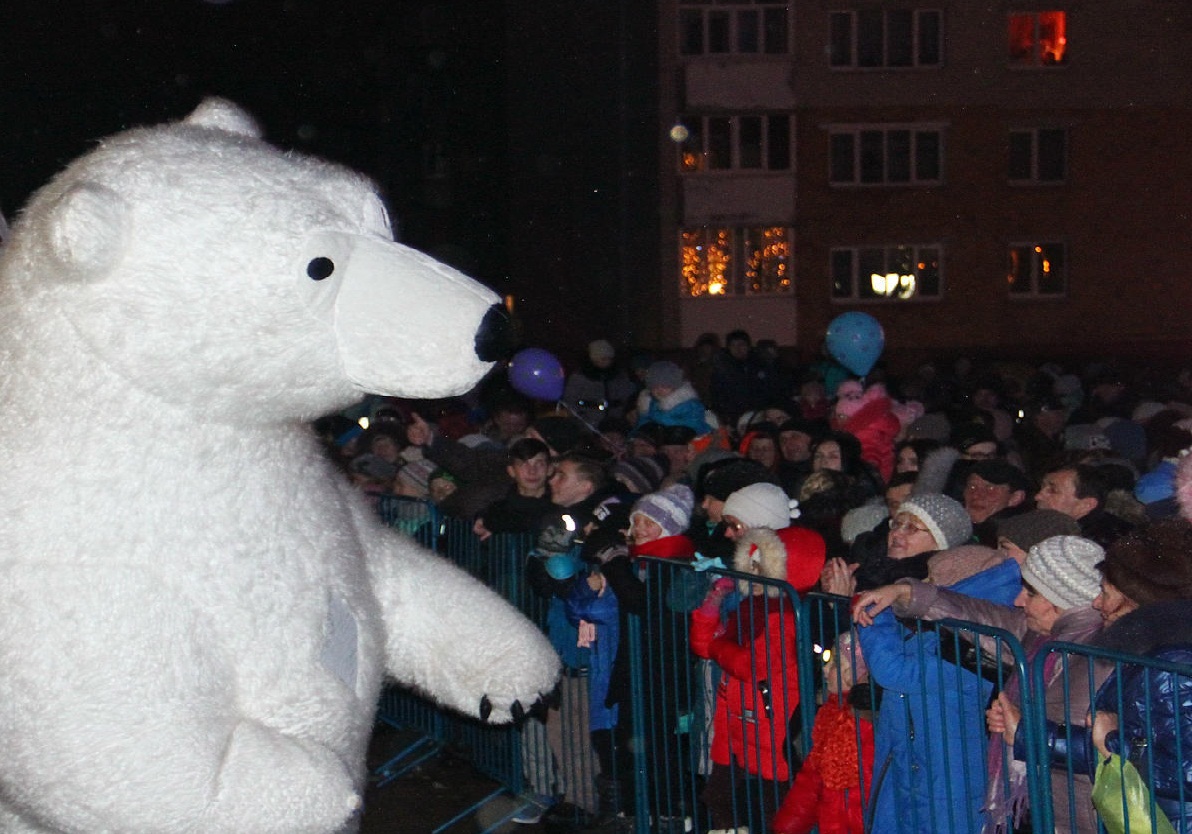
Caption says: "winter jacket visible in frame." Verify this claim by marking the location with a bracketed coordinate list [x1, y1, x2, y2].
[1057, 601, 1192, 834]
[690, 592, 800, 781]
[770, 693, 875, 834]
[858, 564, 1022, 834]
[896, 572, 1106, 834]
[563, 361, 638, 425]
[688, 525, 824, 781]
[565, 572, 621, 732]
[834, 395, 902, 483]
[635, 382, 716, 436]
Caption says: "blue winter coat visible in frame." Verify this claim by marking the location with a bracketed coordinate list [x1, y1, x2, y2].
[858, 561, 1022, 834]
[1058, 601, 1192, 833]
[565, 573, 621, 732]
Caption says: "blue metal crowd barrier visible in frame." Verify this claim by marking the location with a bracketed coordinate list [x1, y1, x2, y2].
[370, 498, 1192, 834]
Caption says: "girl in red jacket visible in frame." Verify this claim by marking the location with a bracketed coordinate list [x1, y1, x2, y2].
[690, 522, 826, 832]
[770, 630, 875, 834]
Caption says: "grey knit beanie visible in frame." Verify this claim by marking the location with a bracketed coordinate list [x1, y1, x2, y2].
[1021, 535, 1105, 610]
[722, 483, 798, 530]
[897, 493, 973, 550]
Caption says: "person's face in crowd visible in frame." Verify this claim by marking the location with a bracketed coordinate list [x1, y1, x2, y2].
[800, 380, 826, 406]
[370, 434, 401, 464]
[493, 408, 530, 442]
[972, 388, 1000, 412]
[747, 437, 779, 470]
[1093, 578, 1139, 625]
[591, 354, 614, 370]
[428, 476, 457, 505]
[895, 446, 920, 473]
[812, 440, 843, 472]
[1015, 581, 1063, 635]
[1034, 407, 1067, 439]
[662, 443, 693, 475]
[887, 511, 939, 560]
[649, 383, 677, 400]
[727, 338, 750, 361]
[722, 514, 748, 541]
[885, 482, 914, 516]
[549, 461, 595, 508]
[964, 474, 1025, 523]
[1035, 469, 1093, 519]
[962, 441, 999, 461]
[702, 495, 726, 524]
[631, 514, 664, 545]
[600, 430, 628, 460]
[762, 407, 792, 425]
[508, 453, 551, 497]
[627, 437, 659, 458]
[779, 429, 812, 463]
[824, 643, 859, 697]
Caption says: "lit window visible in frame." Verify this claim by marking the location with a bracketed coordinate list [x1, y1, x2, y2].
[830, 9, 942, 68]
[682, 226, 792, 297]
[1009, 128, 1066, 183]
[831, 245, 942, 301]
[678, 114, 792, 172]
[1008, 11, 1067, 66]
[680, 0, 790, 56]
[1007, 242, 1066, 296]
[829, 126, 943, 185]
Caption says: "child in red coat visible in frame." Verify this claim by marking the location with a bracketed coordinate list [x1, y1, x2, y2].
[771, 631, 875, 834]
[690, 523, 826, 832]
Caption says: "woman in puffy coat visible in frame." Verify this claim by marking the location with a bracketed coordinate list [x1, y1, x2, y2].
[690, 523, 825, 831]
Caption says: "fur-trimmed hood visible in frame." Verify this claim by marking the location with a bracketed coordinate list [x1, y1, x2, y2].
[732, 525, 826, 596]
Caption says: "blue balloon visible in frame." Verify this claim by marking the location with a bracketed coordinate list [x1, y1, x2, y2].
[508, 347, 565, 401]
[825, 312, 885, 376]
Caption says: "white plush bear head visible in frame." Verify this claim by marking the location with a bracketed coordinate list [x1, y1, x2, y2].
[1, 98, 509, 422]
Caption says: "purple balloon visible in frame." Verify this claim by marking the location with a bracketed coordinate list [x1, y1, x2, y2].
[508, 348, 565, 401]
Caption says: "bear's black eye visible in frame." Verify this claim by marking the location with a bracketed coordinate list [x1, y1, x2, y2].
[307, 257, 335, 281]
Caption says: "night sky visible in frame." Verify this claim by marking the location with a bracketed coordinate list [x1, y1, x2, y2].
[1, 1, 508, 267]
[0, 0, 659, 353]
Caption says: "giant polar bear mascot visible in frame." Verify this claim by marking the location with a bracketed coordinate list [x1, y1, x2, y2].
[0, 99, 560, 834]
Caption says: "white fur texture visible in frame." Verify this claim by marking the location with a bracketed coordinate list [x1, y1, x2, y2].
[0, 100, 559, 834]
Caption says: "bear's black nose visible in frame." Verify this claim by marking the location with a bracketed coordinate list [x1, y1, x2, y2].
[475, 304, 516, 362]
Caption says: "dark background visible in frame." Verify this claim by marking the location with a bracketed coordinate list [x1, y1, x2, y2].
[0, 0, 661, 356]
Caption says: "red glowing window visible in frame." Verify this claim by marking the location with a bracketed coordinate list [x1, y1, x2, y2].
[1008, 11, 1067, 66]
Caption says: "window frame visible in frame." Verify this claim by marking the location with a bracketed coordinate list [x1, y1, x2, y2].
[1006, 240, 1067, 298]
[677, 114, 794, 173]
[827, 124, 945, 186]
[828, 8, 944, 70]
[1007, 10, 1068, 68]
[680, 225, 794, 298]
[830, 243, 944, 303]
[1008, 127, 1068, 184]
[679, 0, 791, 57]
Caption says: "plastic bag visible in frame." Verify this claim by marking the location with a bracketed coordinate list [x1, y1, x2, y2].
[1091, 753, 1177, 834]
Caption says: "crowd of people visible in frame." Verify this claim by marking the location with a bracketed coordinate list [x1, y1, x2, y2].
[315, 330, 1192, 834]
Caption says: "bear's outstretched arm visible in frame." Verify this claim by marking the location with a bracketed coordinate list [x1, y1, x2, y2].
[0, 564, 360, 834]
[356, 511, 560, 723]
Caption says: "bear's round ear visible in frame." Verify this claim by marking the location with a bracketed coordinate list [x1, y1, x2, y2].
[47, 182, 130, 280]
[183, 98, 262, 139]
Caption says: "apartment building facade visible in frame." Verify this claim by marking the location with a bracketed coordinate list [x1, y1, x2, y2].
[655, 1, 1192, 363]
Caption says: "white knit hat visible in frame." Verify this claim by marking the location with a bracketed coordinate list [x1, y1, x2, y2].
[722, 482, 798, 530]
[1021, 535, 1105, 610]
[630, 484, 695, 539]
[897, 493, 972, 550]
